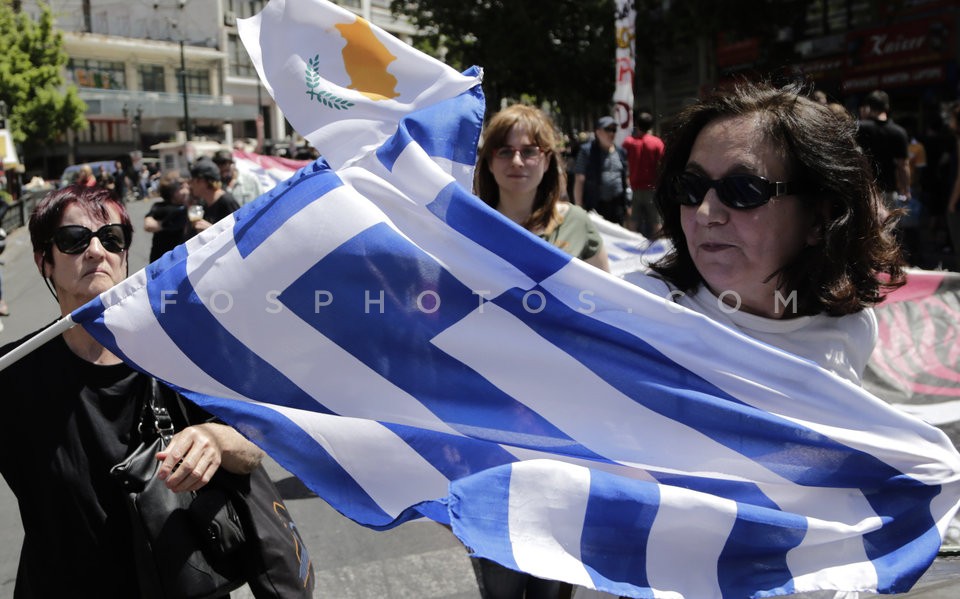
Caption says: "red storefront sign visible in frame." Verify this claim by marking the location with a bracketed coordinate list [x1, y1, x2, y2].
[842, 64, 945, 92]
[845, 17, 953, 75]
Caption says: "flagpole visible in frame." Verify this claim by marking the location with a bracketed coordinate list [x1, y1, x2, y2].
[0, 316, 76, 373]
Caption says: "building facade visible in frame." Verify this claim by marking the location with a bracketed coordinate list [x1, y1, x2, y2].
[638, 0, 959, 137]
[21, 0, 414, 177]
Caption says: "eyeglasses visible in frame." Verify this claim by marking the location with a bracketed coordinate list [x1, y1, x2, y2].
[50, 224, 132, 255]
[493, 145, 543, 161]
[670, 172, 801, 210]
[603, 127, 617, 133]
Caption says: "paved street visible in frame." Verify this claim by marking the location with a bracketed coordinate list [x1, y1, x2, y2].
[0, 197, 958, 597]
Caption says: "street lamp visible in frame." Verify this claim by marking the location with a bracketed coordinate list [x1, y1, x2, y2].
[122, 104, 143, 152]
[180, 40, 192, 141]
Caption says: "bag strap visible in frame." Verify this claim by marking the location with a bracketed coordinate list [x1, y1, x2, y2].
[139, 378, 176, 443]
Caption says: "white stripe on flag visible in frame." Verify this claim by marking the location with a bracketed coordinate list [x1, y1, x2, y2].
[267, 405, 451, 518]
[647, 485, 737, 599]
[509, 461, 594, 588]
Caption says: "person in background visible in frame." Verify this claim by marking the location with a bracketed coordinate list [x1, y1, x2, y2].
[622, 110, 665, 237]
[573, 116, 629, 226]
[0, 185, 264, 597]
[188, 157, 240, 234]
[76, 164, 97, 188]
[143, 169, 190, 263]
[113, 160, 127, 203]
[856, 89, 910, 211]
[472, 103, 609, 599]
[212, 149, 263, 206]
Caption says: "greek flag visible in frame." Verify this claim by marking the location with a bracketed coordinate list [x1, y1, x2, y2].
[67, 1, 960, 596]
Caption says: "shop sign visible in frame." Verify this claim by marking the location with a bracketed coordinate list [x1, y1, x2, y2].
[841, 63, 944, 92]
[846, 17, 953, 74]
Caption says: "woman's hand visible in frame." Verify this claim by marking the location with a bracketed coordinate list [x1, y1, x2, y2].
[155, 422, 264, 493]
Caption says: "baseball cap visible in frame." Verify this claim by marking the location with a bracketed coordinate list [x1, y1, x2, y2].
[595, 116, 616, 131]
[211, 149, 234, 165]
[190, 158, 221, 182]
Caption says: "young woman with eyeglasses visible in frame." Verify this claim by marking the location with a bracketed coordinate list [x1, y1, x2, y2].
[649, 81, 905, 386]
[475, 104, 610, 273]
[0, 185, 265, 597]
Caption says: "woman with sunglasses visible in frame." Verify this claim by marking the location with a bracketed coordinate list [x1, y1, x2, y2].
[0, 185, 264, 597]
[650, 80, 905, 386]
[476, 104, 610, 274]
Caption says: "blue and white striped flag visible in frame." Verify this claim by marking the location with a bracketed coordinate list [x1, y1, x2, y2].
[68, 1, 960, 597]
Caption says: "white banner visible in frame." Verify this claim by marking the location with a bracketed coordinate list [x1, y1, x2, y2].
[613, 0, 636, 145]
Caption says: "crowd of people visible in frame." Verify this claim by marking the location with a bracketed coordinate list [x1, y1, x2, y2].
[0, 79, 952, 598]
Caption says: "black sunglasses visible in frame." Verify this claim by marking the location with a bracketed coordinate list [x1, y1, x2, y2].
[670, 172, 802, 210]
[51, 224, 132, 255]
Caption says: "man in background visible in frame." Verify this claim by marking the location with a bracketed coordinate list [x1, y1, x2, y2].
[188, 158, 240, 234]
[212, 149, 263, 206]
[622, 111, 664, 237]
[573, 116, 629, 225]
[857, 89, 910, 210]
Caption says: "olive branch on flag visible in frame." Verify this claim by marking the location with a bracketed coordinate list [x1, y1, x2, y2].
[305, 54, 354, 110]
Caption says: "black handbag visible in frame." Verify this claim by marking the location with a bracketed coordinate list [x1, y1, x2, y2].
[110, 379, 314, 599]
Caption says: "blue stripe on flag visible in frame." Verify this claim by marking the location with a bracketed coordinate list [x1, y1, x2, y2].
[278, 222, 604, 459]
[578, 471, 659, 595]
[376, 75, 484, 170]
[141, 243, 326, 414]
[381, 421, 518, 484]
[611, 241, 647, 255]
[863, 482, 943, 592]
[448, 464, 521, 573]
[73, 295, 133, 363]
[717, 503, 807, 598]
[653, 473, 779, 509]
[427, 182, 572, 284]
[178, 392, 405, 528]
[232, 158, 343, 258]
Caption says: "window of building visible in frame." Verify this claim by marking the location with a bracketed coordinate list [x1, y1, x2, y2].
[67, 59, 126, 90]
[804, 0, 874, 36]
[178, 69, 211, 96]
[228, 34, 256, 78]
[139, 65, 165, 92]
[75, 120, 119, 145]
[226, 0, 268, 19]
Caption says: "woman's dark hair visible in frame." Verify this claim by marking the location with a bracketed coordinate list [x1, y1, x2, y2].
[474, 104, 564, 232]
[652, 80, 905, 316]
[30, 185, 132, 263]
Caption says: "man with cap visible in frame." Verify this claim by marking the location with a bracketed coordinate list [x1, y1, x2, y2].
[573, 115, 630, 225]
[211, 149, 263, 206]
[188, 157, 240, 233]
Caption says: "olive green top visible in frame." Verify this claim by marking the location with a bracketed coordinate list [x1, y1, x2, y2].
[539, 203, 603, 260]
